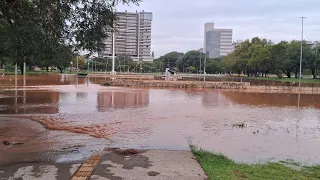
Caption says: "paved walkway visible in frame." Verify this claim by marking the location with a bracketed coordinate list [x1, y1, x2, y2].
[0, 150, 208, 180]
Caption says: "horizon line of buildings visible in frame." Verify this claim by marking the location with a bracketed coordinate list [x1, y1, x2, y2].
[96, 10, 320, 61]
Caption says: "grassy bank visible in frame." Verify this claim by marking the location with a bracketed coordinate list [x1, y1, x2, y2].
[191, 146, 320, 180]
[246, 76, 320, 83]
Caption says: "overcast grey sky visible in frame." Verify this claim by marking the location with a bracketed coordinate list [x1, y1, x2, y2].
[117, 0, 319, 57]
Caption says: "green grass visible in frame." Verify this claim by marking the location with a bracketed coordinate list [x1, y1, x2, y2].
[191, 146, 320, 180]
[245, 76, 320, 83]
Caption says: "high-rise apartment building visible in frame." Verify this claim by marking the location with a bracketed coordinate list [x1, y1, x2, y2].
[204, 23, 233, 58]
[203, 23, 215, 54]
[98, 11, 153, 62]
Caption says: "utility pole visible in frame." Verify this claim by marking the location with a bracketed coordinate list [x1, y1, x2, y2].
[23, 57, 26, 76]
[203, 51, 207, 81]
[199, 51, 202, 73]
[76, 56, 79, 74]
[15, 63, 17, 76]
[111, 10, 116, 76]
[299, 17, 306, 91]
[316, 48, 318, 78]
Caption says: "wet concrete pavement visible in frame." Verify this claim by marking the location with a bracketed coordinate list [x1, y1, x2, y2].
[0, 161, 82, 180]
[0, 150, 207, 180]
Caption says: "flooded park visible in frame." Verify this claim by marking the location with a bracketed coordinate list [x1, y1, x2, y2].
[1, 75, 320, 166]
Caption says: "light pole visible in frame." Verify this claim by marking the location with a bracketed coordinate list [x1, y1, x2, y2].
[299, 17, 306, 90]
[203, 51, 207, 81]
[199, 50, 202, 74]
[316, 48, 318, 78]
[76, 56, 79, 74]
[111, 18, 115, 76]
[92, 59, 94, 72]
[70, 61, 73, 73]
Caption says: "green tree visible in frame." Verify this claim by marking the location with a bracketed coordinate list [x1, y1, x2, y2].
[0, 0, 140, 74]
[186, 66, 197, 73]
[155, 51, 184, 70]
[268, 41, 288, 78]
[178, 50, 204, 72]
[72, 56, 86, 70]
[116, 55, 134, 72]
[222, 55, 235, 74]
[305, 46, 319, 79]
[205, 59, 222, 74]
[287, 41, 302, 78]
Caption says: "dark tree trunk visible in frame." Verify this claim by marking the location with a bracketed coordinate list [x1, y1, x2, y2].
[295, 71, 298, 78]
[286, 70, 291, 78]
[57, 66, 63, 73]
[20, 65, 24, 75]
[46, 66, 49, 72]
[312, 69, 316, 79]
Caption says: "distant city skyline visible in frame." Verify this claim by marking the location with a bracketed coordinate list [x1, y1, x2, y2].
[116, 0, 320, 58]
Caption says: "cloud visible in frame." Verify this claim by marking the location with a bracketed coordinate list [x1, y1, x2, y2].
[117, 0, 320, 57]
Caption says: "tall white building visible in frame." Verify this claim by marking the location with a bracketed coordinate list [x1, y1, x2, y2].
[203, 23, 215, 54]
[204, 23, 233, 58]
[98, 11, 153, 62]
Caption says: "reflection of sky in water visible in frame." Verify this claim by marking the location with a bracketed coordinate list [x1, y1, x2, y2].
[0, 75, 320, 164]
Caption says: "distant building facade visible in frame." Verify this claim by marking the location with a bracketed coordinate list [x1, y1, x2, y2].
[306, 41, 320, 49]
[231, 40, 243, 52]
[204, 23, 233, 58]
[98, 11, 153, 62]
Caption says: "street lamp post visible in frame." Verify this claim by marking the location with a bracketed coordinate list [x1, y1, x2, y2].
[70, 61, 73, 73]
[92, 59, 94, 72]
[203, 51, 207, 82]
[299, 17, 306, 90]
[316, 48, 318, 78]
[76, 56, 79, 74]
[199, 51, 202, 74]
[112, 27, 115, 75]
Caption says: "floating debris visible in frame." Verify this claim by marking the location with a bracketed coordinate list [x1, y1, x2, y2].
[2, 141, 10, 146]
[2, 141, 23, 146]
[232, 123, 246, 128]
[104, 147, 141, 155]
[252, 129, 260, 135]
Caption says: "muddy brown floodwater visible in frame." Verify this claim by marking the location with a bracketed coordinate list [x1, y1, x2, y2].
[1, 75, 320, 165]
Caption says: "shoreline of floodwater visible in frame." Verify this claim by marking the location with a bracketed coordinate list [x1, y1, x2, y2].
[103, 79, 320, 94]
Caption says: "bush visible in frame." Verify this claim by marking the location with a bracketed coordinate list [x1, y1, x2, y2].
[4, 63, 15, 72]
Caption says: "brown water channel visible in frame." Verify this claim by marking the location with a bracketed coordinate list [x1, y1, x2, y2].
[1, 75, 320, 164]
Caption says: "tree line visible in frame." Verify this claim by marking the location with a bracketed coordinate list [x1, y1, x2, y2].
[154, 37, 320, 78]
[0, 0, 140, 74]
[223, 37, 320, 79]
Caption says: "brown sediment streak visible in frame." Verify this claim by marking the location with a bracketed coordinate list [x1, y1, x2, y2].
[7, 116, 115, 139]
